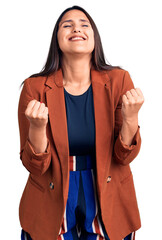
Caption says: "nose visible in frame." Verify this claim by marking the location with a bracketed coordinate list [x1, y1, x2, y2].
[73, 29, 81, 32]
[72, 25, 81, 33]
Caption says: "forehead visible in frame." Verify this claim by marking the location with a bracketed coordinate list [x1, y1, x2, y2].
[59, 10, 89, 25]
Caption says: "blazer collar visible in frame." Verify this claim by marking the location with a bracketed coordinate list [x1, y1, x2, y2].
[45, 67, 111, 89]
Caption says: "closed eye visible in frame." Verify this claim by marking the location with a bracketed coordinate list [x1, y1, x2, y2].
[63, 25, 89, 28]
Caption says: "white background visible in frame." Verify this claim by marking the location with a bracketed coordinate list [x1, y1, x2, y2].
[0, 0, 161, 239]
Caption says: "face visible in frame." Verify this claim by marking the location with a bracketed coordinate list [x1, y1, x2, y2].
[57, 10, 95, 56]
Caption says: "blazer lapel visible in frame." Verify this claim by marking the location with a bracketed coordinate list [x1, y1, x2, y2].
[90, 69, 114, 198]
[45, 68, 114, 200]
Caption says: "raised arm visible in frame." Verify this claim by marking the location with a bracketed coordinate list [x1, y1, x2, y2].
[113, 71, 144, 165]
[18, 79, 52, 176]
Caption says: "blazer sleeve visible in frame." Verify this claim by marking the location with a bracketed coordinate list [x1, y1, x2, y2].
[18, 79, 52, 176]
[113, 71, 142, 166]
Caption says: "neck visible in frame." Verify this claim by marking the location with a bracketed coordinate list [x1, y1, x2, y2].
[61, 54, 92, 86]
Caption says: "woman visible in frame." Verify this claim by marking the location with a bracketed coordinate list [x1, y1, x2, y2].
[18, 5, 144, 240]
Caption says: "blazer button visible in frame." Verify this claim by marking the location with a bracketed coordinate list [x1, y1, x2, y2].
[107, 176, 111, 183]
[49, 182, 54, 189]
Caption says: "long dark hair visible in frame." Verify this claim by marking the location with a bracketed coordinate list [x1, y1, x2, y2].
[19, 5, 121, 88]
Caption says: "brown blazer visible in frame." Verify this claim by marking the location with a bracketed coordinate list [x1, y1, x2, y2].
[18, 67, 142, 240]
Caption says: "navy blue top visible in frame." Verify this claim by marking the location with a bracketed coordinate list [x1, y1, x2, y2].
[64, 83, 96, 156]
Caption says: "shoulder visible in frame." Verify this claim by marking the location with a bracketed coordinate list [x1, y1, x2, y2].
[20, 75, 48, 101]
[25, 75, 47, 87]
[104, 67, 128, 80]
[104, 67, 133, 89]
[23, 75, 48, 93]
[103, 68, 134, 103]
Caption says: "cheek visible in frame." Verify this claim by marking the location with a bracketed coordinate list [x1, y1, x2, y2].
[57, 30, 62, 40]
[57, 32, 64, 48]
[89, 30, 94, 42]
[57, 29, 69, 45]
[89, 33, 95, 47]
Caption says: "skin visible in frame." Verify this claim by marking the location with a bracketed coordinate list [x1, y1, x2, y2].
[25, 9, 144, 153]
[57, 9, 95, 95]
[25, 100, 48, 153]
[120, 88, 144, 146]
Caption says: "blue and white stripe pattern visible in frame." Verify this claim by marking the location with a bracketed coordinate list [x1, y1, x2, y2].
[21, 155, 136, 240]
[21, 229, 32, 240]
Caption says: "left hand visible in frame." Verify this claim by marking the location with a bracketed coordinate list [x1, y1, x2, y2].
[121, 88, 144, 121]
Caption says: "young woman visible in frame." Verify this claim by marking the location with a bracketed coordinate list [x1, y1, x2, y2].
[18, 5, 144, 240]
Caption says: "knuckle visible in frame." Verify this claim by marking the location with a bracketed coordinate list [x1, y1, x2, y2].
[31, 113, 37, 118]
[31, 99, 37, 104]
[37, 113, 42, 118]
[130, 88, 135, 92]
[131, 101, 135, 105]
[25, 111, 28, 117]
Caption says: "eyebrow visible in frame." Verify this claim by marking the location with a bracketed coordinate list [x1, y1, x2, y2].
[60, 19, 90, 27]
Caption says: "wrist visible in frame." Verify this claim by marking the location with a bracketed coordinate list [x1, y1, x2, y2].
[30, 124, 47, 132]
[120, 117, 138, 146]
[122, 115, 138, 125]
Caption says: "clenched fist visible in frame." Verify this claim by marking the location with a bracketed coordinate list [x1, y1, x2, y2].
[121, 88, 144, 121]
[25, 99, 49, 129]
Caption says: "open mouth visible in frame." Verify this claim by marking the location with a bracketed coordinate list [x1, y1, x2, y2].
[69, 36, 86, 41]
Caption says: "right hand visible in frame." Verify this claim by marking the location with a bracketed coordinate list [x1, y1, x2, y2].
[25, 99, 49, 129]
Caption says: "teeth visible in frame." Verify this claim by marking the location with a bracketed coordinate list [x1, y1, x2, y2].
[70, 37, 85, 40]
